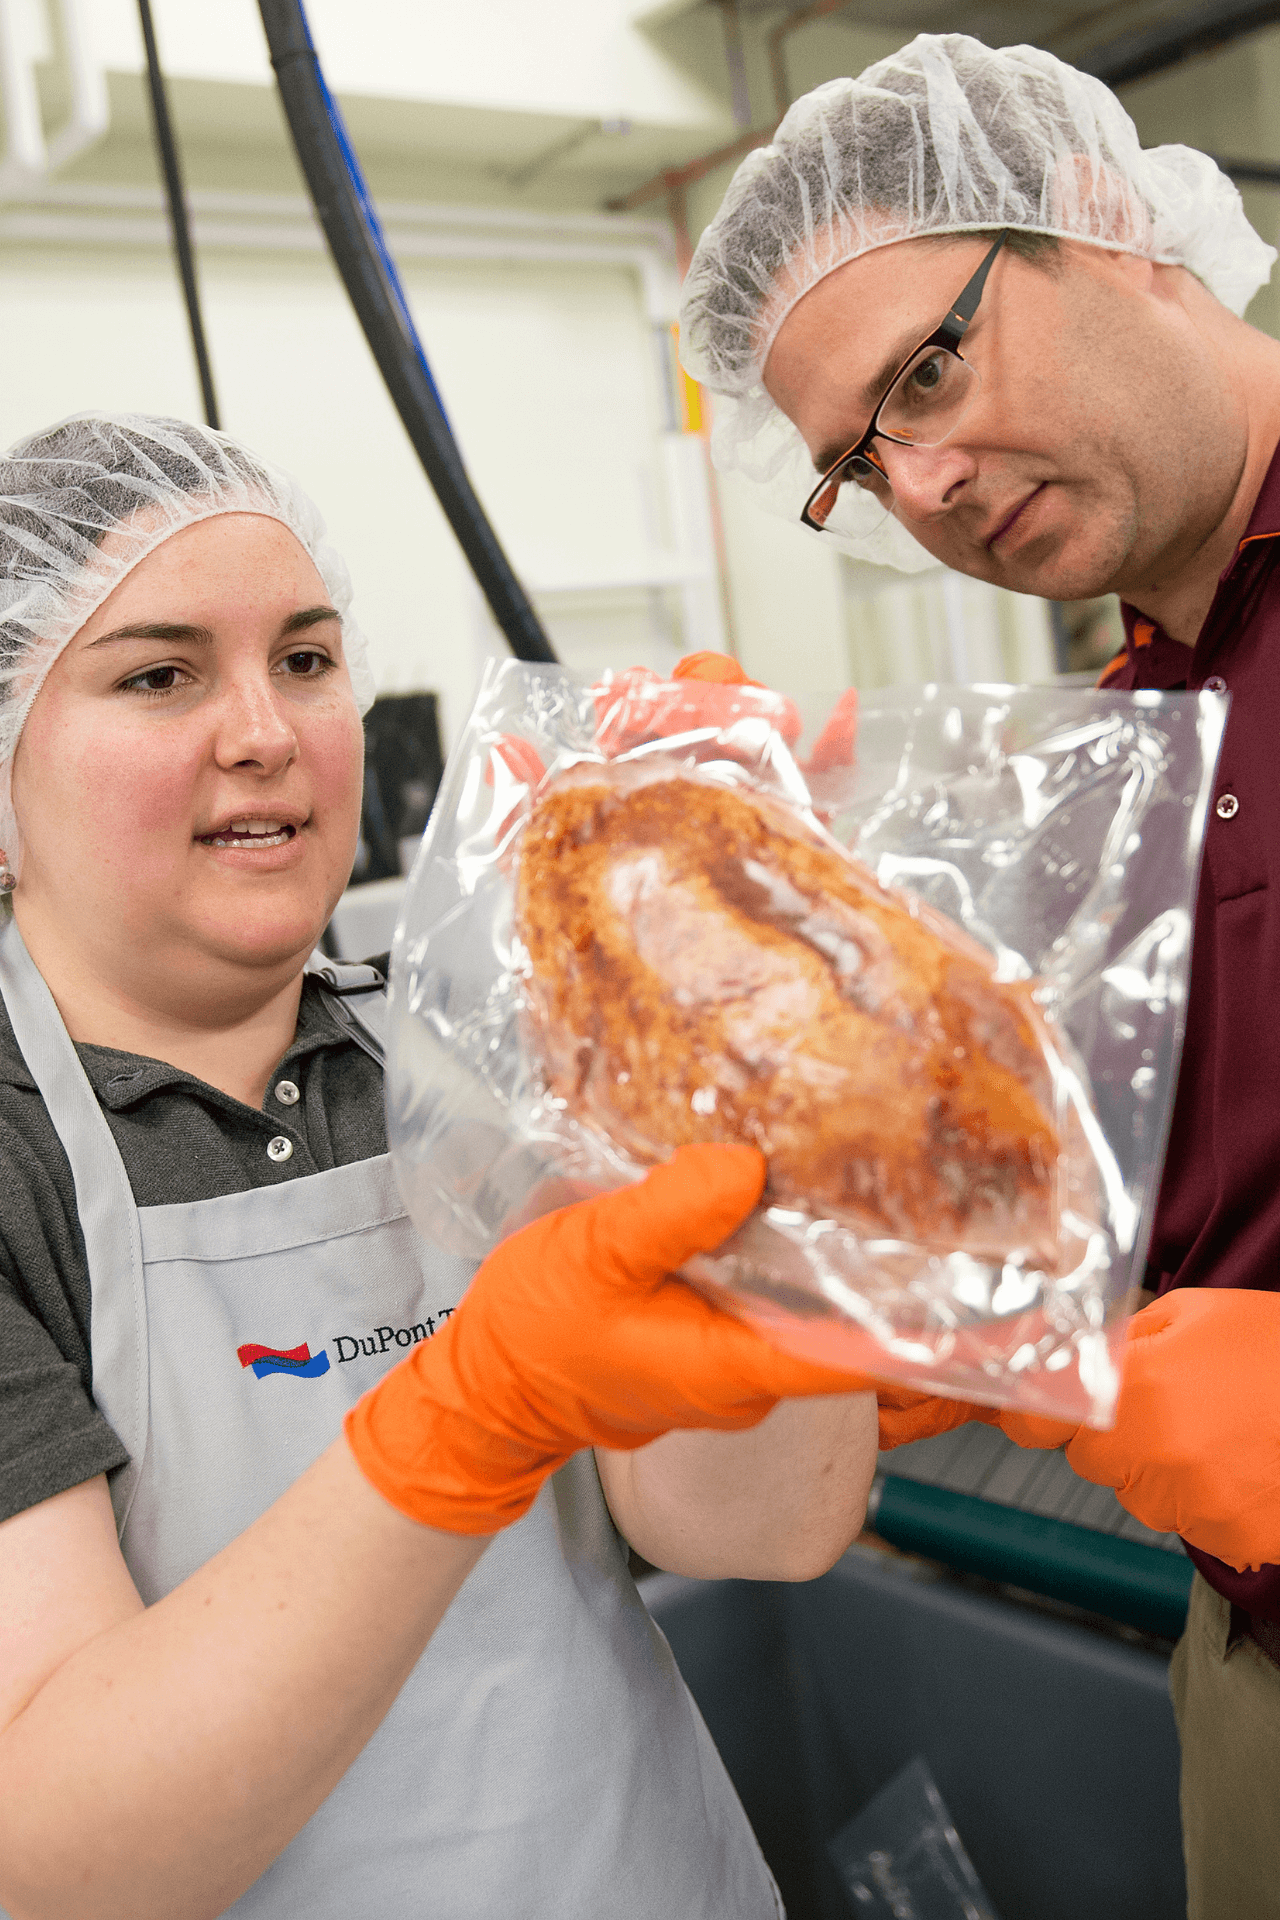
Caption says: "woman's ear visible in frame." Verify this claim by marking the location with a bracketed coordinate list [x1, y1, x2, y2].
[0, 763, 18, 891]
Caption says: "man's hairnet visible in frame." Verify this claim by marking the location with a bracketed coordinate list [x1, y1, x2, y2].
[0, 412, 376, 880]
[679, 33, 1277, 571]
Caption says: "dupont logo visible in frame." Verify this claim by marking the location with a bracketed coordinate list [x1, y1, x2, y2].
[237, 1341, 331, 1382]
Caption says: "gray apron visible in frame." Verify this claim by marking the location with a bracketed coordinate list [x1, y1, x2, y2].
[0, 918, 781, 1919]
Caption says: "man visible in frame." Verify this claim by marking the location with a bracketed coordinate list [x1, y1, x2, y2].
[680, 31, 1280, 1917]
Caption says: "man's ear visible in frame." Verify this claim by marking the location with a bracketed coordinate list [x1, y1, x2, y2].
[1049, 151, 1154, 253]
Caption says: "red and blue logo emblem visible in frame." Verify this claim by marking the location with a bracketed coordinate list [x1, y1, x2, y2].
[237, 1341, 330, 1381]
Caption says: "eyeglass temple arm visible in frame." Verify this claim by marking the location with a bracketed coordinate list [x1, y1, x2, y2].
[939, 231, 1008, 345]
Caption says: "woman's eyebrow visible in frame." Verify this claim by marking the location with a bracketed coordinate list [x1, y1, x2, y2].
[87, 621, 215, 649]
[282, 605, 341, 634]
[85, 606, 340, 650]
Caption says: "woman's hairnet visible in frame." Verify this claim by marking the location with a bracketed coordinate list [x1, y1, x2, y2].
[679, 33, 1277, 571]
[0, 411, 376, 880]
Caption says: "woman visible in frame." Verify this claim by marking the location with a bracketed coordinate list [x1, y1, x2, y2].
[0, 414, 877, 1919]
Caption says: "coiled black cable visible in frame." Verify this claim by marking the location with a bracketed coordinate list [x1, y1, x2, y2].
[257, 0, 557, 665]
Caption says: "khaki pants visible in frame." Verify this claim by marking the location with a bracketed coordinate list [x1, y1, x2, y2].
[1171, 1573, 1280, 1917]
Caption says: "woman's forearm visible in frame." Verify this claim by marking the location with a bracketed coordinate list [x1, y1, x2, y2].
[596, 1390, 878, 1582]
[0, 1441, 487, 1920]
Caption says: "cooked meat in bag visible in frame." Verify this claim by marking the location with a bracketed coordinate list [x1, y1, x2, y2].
[514, 759, 1061, 1262]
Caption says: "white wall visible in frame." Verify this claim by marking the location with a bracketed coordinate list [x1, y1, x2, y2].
[6, 2, 1279, 725]
[715, 456, 1057, 696]
[83, 0, 727, 128]
[716, 466, 849, 692]
[0, 236, 706, 739]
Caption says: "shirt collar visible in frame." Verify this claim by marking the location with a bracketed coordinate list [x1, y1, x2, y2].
[0, 966, 376, 1106]
[1109, 606, 1197, 691]
[1113, 434, 1280, 687]
[1238, 434, 1280, 550]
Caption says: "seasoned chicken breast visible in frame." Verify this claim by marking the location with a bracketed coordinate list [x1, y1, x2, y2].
[515, 759, 1060, 1260]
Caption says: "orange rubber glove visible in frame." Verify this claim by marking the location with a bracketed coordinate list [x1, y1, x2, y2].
[489, 656, 858, 833]
[1054, 1288, 1280, 1571]
[345, 1145, 871, 1535]
[871, 1385, 1160, 1457]
[668, 654, 860, 773]
[593, 656, 803, 755]
[592, 654, 860, 787]
[486, 656, 803, 842]
[999, 1408, 1080, 1449]
[874, 1387, 1001, 1451]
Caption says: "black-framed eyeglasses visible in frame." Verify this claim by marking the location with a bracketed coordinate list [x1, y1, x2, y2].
[800, 231, 1008, 535]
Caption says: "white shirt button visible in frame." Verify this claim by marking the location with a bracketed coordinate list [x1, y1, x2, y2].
[274, 1079, 300, 1106]
[267, 1136, 294, 1164]
[1204, 675, 1227, 694]
[1216, 793, 1240, 820]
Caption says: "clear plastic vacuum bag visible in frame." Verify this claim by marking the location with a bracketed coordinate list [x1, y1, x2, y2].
[828, 1756, 1000, 1920]
[387, 660, 1225, 1426]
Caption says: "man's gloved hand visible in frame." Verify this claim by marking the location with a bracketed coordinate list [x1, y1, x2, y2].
[1051, 1288, 1280, 1571]
[345, 1145, 871, 1535]
[873, 1387, 1001, 1451]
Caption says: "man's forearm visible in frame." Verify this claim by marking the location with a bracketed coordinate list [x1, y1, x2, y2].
[596, 1390, 877, 1581]
[0, 1443, 487, 1920]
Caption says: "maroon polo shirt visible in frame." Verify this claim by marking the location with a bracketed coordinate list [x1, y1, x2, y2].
[1100, 441, 1280, 1621]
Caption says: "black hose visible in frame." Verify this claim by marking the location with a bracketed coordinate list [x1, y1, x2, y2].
[256, 0, 557, 666]
[136, 0, 220, 430]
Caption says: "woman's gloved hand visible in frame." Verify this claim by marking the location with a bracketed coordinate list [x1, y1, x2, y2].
[488, 654, 859, 843]
[593, 654, 803, 755]
[870, 1388, 1134, 1457]
[345, 1145, 871, 1535]
[1052, 1288, 1280, 1571]
[593, 653, 859, 785]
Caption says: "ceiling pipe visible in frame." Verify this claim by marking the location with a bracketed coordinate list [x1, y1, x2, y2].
[611, 0, 1280, 217]
[606, 123, 774, 216]
[0, 0, 108, 193]
[767, 0, 853, 119]
[1215, 155, 1280, 185]
[0, 0, 47, 180]
[716, 0, 753, 129]
[1077, 0, 1280, 87]
[610, 0, 858, 215]
[0, 185, 681, 325]
[45, 0, 109, 172]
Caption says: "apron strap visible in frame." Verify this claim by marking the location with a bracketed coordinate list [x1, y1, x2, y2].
[0, 918, 149, 1531]
[306, 956, 388, 1065]
[0, 929, 390, 1536]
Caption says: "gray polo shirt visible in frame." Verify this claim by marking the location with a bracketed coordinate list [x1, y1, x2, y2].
[0, 962, 389, 1524]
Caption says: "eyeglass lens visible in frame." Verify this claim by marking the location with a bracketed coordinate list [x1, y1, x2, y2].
[807, 349, 982, 531]
[878, 346, 979, 451]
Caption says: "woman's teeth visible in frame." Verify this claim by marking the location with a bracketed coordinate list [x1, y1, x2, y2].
[201, 820, 296, 849]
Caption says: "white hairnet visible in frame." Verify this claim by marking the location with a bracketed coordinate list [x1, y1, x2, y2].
[0, 412, 376, 880]
[679, 32, 1278, 572]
